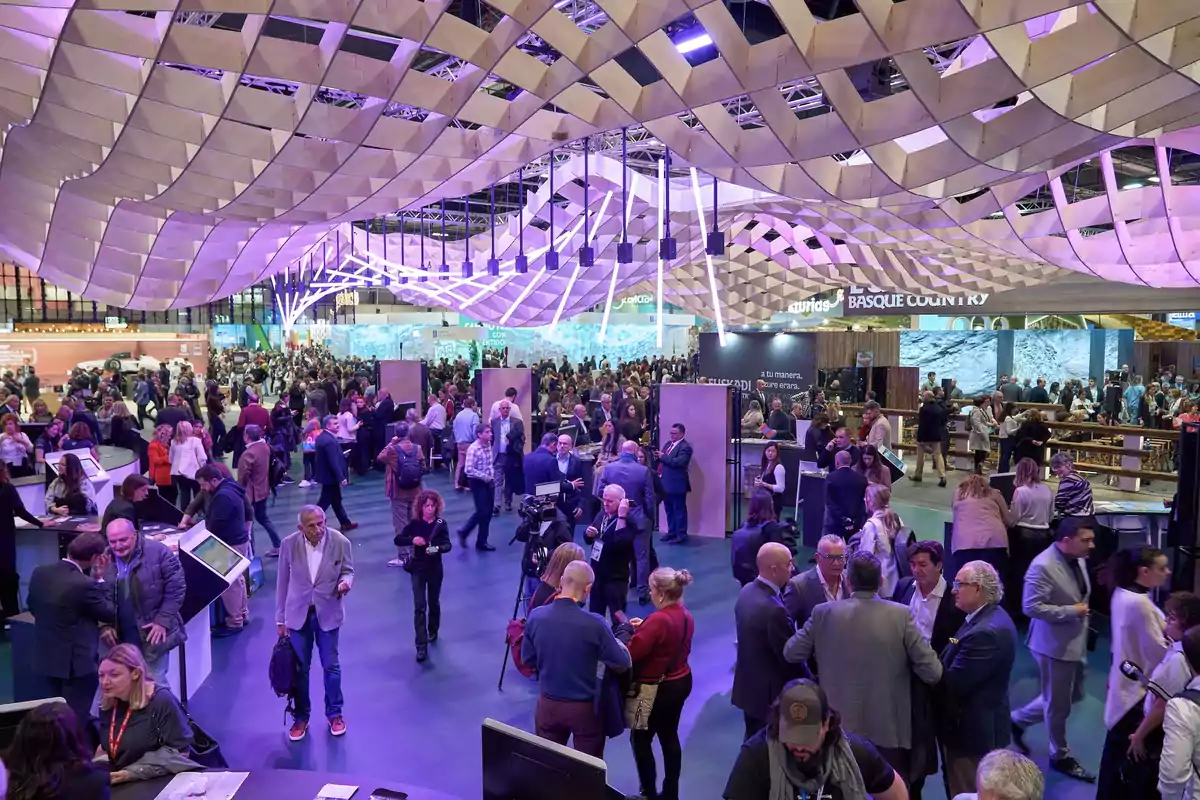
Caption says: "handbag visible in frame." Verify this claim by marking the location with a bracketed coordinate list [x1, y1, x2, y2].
[623, 615, 691, 731]
[187, 715, 228, 768]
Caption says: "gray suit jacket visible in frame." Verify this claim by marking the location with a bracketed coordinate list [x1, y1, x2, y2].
[1022, 543, 1091, 662]
[782, 567, 838, 628]
[275, 529, 355, 632]
[597, 456, 656, 513]
[784, 590, 942, 749]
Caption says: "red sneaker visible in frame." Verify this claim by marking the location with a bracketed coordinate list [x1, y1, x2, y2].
[329, 716, 347, 736]
[288, 720, 308, 742]
[342, 522, 359, 532]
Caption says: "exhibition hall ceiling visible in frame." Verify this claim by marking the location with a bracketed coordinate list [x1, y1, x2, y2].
[0, 0, 1198, 322]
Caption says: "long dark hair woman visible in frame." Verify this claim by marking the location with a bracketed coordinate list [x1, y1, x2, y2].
[6, 701, 109, 800]
[756, 442, 786, 519]
[46, 452, 98, 516]
[731, 489, 783, 586]
[204, 380, 226, 456]
[628, 567, 695, 800]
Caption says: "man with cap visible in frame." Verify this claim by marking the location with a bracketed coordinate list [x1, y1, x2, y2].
[723, 678, 908, 800]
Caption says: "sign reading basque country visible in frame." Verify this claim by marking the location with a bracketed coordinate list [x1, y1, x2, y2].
[842, 286, 991, 316]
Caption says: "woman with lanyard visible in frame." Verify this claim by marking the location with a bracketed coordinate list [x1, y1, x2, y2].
[98, 643, 198, 785]
[754, 442, 787, 521]
[723, 679, 906, 800]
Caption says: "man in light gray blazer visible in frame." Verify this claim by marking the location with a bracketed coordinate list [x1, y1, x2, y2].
[782, 534, 847, 628]
[784, 551, 942, 790]
[276, 504, 355, 743]
[1011, 516, 1097, 783]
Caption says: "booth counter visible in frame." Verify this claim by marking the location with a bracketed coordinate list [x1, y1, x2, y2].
[15, 445, 140, 518]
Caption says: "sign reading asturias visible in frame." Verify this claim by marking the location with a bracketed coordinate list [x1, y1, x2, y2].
[842, 286, 990, 316]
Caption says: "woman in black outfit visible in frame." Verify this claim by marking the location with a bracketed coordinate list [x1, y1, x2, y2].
[628, 567, 695, 800]
[756, 442, 786, 520]
[0, 460, 43, 618]
[618, 403, 644, 444]
[6, 701, 110, 800]
[97, 644, 197, 785]
[204, 381, 226, 456]
[395, 489, 453, 663]
[804, 413, 833, 456]
[1012, 409, 1053, 466]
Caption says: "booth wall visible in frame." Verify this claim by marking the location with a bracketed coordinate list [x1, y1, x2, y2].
[657, 383, 729, 539]
[378, 361, 425, 407]
[478, 368, 534, 453]
[0, 334, 208, 381]
[697, 332, 818, 393]
[814, 330, 900, 369]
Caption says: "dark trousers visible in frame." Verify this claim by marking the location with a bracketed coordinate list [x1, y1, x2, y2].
[136, 403, 152, 428]
[172, 475, 198, 511]
[210, 416, 227, 457]
[303, 452, 315, 481]
[588, 578, 627, 623]
[461, 478, 493, 546]
[972, 450, 988, 474]
[289, 607, 342, 722]
[998, 438, 1015, 473]
[317, 482, 352, 527]
[743, 712, 767, 742]
[156, 483, 177, 505]
[1098, 703, 1154, 800]
[876, 746, 918, 800]
[663, 493, 688, 536]
[46, 673, 99, 748]
[1010, 527, 1051, 619]
[252, 498, 281, 548]
[411, 567, 443, 647]
[631, 673, 692, 800]
[535, 695, 605, 758]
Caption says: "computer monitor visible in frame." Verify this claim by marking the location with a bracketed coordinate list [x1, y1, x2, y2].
[44, 450, 104, 479]
[189, 535, 243, 578]
[534, 481, 560, 498]
[988, 472, 1017, 507]
[0, 697, 66, 750]
[482, 719, 619, 800]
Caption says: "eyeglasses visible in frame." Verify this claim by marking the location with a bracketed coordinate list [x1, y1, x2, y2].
[952, 580, 979, 590]
[817, 553, 847, 563]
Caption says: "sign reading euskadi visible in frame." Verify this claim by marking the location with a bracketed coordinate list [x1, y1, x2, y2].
[842, 286, 991, 316]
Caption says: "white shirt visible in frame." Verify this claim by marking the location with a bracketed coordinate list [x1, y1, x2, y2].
[557, 456, 570, 474]
[424, 403, 447, 431]
[815, 567, 843, 603]
[1149, 642, 1194, 716]
[489, 401, 523, 422]
[497, 418, 511, 452]
[1160, 674, 1200, 799]
[908, 576, 947, 643]
[304, 533, 326, 584]
[1106, 587, 1168, 728]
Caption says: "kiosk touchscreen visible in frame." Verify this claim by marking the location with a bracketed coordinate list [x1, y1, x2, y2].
[177, 522, 251, 622]
[44, 450, 107, 481]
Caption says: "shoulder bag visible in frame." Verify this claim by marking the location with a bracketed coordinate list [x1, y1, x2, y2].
[624, 615, 691, 730]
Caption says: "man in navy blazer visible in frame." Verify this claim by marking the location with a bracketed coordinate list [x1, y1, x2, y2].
[598, 440, 657, 603]
[523, 432, 560, 496]
[939, 559, 1018, 797]
[656, 423, 693, 543]
[314, 415, 356, 531]
[822, 450, 867, 539]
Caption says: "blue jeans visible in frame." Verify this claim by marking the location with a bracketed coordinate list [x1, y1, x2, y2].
[664, 493, 688, 537]
[253, 498, 281, 548]
[289, 608, 343, 722]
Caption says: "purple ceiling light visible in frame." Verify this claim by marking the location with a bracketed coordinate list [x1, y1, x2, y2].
[617, 130, 632, 265]
[515, 166, 528, 274]
[546, 149, 559, 271]
[439, 198, 449, 278]
[462, 196, 473, 278]
[675, 32, 712, 54]
[579, 138, 594, 267]
[488, 183, 499, 276]
[660, 147, 676, 261]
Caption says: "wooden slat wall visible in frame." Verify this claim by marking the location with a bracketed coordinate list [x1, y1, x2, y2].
[815, 331, 901, 369]
[1134, 341, 1200, 378]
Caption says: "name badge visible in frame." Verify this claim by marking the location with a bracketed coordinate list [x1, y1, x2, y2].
[590, 540, 604, 562]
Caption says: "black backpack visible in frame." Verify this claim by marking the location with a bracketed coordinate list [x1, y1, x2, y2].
[393, 443, 423, 490]
[269, 633, 298, 721]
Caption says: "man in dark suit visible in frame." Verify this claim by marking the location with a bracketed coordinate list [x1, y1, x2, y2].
[375, 388, 396, 424]
[26, 532, 115, 736]
[747, 380, 768, 418]
[552, 434, 587, 537]
[584, 484, 642, 622]
[822, 450, 867, 539]
[733, 542, 809, 740]
[590, 393, 615, 442]
[567, 404, 591, 447]
[656, 423, 692, 544]
[315, 415, 357, 531]
[523, 432, 561, 496]
[154, 393, 192, 433]
[599, 440, 657, 603]
[940, 559, 1018, 796]
[892, 540, 965, 655]
[816, 426, 860, 470]
[783, 533, 848, 628]
[491, 399, 525, 513]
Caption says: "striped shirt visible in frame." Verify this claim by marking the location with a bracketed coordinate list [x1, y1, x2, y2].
[1055, 471, 1094, 517]
[464, 439, 494, 482]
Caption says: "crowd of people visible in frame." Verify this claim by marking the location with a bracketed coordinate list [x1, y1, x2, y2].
[8, 342, 1200, 800]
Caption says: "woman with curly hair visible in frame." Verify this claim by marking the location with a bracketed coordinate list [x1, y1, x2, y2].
[395, 488, 452, 663]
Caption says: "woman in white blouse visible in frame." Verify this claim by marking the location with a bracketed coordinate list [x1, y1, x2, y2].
[1098, 547, 1170, 796]
[169, 420, 208, 510]
[753, 442, 787, 520]
[0, 413, 33, 478]
[856, 483, 904, 599]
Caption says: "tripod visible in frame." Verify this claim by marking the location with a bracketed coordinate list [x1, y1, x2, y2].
[497, 519, 553, 690]
[497, 567, 536, 690]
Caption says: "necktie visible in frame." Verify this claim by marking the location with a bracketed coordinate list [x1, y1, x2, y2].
[1068, 558, 1088, 598]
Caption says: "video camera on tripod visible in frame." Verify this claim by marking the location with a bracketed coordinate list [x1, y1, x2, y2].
[511, 482, 573, 580]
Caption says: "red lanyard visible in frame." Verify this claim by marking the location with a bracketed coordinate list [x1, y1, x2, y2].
[109, 705, 133, 757]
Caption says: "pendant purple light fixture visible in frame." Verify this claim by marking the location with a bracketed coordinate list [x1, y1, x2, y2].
[439, 198, 449, 279]
[580, 138, 594, 267]
[660, 147, 676, 261]
[462, 195, 473, 278]
[399, 211, 407, 285]
[419, 207, 427, 283]
[515, 166, 528, 274]
[488, 184, 499, 276]
[707, 176, 724, 256]
[617, 129, 632, 264]
[546, 148, 558, 270]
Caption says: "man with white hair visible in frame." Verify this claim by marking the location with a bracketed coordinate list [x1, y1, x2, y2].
[940, 560, 1019, 796]
[951, 749, 1043, 800]
[584, 484, 643, 622]
[590, 393, 614, 442]
[783, 534, 847, 628]
[521, 560, 631, 757]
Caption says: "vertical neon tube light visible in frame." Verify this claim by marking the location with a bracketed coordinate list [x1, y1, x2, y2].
[656, 157, 665, 349]
[689, 167, 726, 345]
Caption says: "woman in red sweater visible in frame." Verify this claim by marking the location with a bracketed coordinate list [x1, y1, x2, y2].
[628, 567, 694, 800]
[147, 424, 176, 504]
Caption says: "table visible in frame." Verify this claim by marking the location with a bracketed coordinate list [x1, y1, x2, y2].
[112, 768, 463, 800]
[13, 445, 140, 518]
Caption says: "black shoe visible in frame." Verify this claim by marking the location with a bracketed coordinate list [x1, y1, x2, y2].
[1010, 722, 1029, 754]
[428, 632, 438, 643]
[938, 477, 947, 487]
[639, 593, 652, 606]
[1050, 756, 1096, 783]
[493, 506, 501, 515]
[457, 529, 468, 547]
[416, 646, 428, 663]
[212, 626, 244, 638]
[476, 543, 496, 552]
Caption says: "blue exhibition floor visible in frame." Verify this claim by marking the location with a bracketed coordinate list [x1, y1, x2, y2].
[4, 463, 1112, 799]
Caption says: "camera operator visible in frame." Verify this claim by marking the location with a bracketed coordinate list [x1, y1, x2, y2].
[516, 494, 575, 608]
[585, 484, 644, 622]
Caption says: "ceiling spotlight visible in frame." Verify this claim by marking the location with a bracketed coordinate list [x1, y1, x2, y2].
[1125, 182, 1144, 189]
[1148, 176, 1161, 183]
[675, 33, 713, 54]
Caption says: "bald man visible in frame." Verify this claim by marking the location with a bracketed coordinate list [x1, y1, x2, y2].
[732, 542, 808, 741]
[823, 448, 868, 539]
